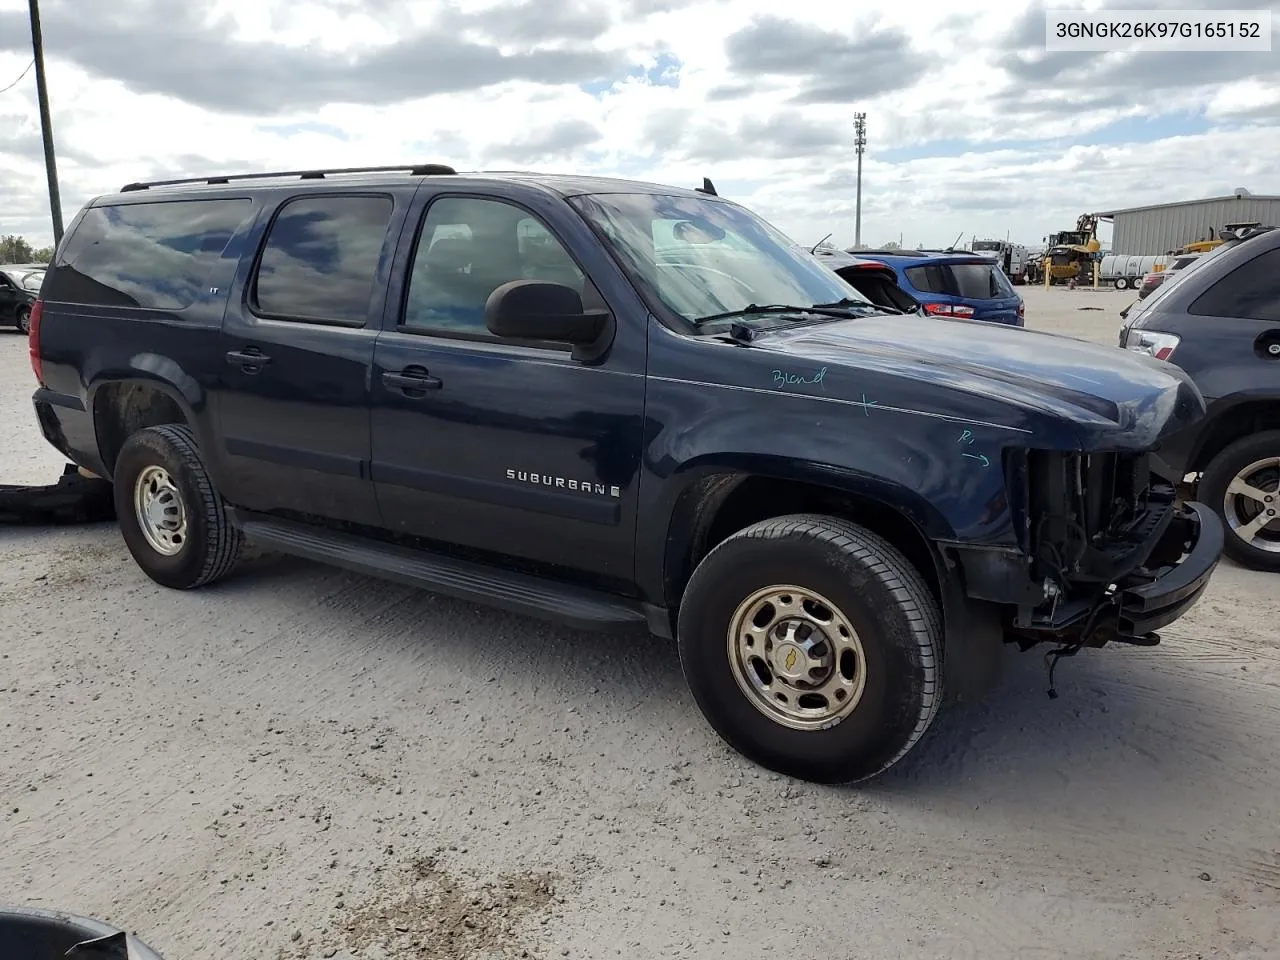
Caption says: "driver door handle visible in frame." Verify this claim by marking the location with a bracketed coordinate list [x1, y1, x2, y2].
[382, 366, 442, 395]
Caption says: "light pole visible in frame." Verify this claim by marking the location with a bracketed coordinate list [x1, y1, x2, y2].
[28, 0, 63, 245]
[853, 112, 866, 249]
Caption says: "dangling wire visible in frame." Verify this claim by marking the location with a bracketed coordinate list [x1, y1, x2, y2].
[0, 59, 35, 96]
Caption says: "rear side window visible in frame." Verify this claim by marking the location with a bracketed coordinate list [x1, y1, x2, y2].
[44, 199, 252, 309]
[1188, 248, 1280, 322]
[252, 194, 394, 326]
[904, 264, 946, 293]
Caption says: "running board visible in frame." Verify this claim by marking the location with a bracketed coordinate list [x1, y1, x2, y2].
[228, 511, 649, 633]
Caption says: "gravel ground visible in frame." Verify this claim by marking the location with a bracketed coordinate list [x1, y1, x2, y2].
[2, 287, 1278, 960]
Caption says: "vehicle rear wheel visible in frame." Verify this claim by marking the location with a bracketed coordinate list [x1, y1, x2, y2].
[677, 514, 943, 784]
[15, 305, 31, 334]
[1114, 277, 1129, 291]
[1199, 430, 1280, 571]
[112, 424, 243, 589]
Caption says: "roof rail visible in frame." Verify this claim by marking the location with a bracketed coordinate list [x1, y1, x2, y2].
[119, 163, 458, 192]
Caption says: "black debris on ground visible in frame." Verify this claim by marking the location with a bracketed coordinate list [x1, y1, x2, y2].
[0, 463, 116, 526]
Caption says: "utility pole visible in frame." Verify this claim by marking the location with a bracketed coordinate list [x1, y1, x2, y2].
[853, 112, 866, 248]
[29, 0, 64, 245]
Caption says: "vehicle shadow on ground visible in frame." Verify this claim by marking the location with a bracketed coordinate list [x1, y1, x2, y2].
[12, 525, 1260, 823]
[211, 549, 1264, 815]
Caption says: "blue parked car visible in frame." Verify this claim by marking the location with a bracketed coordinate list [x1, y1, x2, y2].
[850, 249, 1026, 326]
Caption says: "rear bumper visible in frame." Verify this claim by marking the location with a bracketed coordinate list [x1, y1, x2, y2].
[31, 387, 108, 479]
[1114, 500, 1223, 637]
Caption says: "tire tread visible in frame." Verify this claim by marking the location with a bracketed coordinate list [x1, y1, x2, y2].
[133, 424, 242, 588]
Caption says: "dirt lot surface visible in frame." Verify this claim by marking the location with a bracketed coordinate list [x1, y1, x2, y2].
[3, 287, 1278, 960]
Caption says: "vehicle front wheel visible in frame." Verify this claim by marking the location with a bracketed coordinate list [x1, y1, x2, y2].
[112, 424, 243, 589]
[1199, 431, 1280, 571]
[677, 514, 943, 784]
[16, 305, 31, 334]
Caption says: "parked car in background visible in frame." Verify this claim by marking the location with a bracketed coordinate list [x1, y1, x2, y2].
[810, 248, 922, 314]
[1137, 252, 1202, 300]
[0, 263, 45, 333]
[848, 249, 1025, 325]
[1119, 224, 1280, 570]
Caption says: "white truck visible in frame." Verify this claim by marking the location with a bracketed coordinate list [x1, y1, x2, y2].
[971, 239, 1029, 284]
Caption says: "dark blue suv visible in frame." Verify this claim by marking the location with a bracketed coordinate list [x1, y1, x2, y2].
[852, 250, 1025, 326]
[27, 164, 1220, 785]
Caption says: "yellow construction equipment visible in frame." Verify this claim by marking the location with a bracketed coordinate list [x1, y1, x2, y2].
[1035, 214, 1101, 284]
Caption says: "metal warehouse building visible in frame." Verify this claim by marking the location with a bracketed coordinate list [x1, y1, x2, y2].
[1096, 188, 1280, 255]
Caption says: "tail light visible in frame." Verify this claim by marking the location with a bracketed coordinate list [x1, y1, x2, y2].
[1124, 329, 1180, 361]
[28, 299, 44, 386]
[923, 303, 976, 319]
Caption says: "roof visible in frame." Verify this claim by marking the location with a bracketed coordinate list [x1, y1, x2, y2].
[848, 250, 993, 264]
[1094, 192, 1280, 218]
[105, 165, 718, 202]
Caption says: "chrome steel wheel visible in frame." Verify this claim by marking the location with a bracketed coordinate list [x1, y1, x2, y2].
[1224, 456, 1280, 553]
[133, 464, 188, 556]
[726, 584, 867, 731]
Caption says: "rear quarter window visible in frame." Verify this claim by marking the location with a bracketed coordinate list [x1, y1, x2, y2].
[44, 198, 253, 309]
[1188, 248, 1280, 322]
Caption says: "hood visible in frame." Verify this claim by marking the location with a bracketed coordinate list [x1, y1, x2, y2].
[752, 315, 1205, 449]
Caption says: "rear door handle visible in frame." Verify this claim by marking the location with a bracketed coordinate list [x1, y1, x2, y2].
[382, 366, 442, 396]
[226, 348, 272, 371]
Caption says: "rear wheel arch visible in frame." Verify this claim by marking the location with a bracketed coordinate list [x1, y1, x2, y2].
[91, 379, 198, 479]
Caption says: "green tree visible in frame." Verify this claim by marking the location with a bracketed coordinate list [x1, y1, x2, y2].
[0, 234, 51, 263]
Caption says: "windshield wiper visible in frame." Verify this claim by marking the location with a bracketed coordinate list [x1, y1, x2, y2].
[814, 297, 905, 315]
[691, 302, 869, 326]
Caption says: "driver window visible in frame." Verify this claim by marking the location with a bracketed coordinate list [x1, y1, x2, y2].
[402, 197, 585, 340]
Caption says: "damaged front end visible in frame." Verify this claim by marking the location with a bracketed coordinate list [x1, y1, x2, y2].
[1004, 449, 1223, 650]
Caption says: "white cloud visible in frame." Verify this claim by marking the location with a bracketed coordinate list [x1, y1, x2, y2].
[0, 0, 1277, 253]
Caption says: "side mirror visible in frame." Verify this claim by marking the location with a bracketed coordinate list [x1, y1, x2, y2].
[485, 280, 607, 346]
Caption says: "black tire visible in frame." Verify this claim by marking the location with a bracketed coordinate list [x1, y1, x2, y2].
[1199, 430, 1280, 571]
[16, 305, 31, 334]
[112, 424, 242, 589]
[677, 514, 943, 784]
[1114, 277, 1129, 291]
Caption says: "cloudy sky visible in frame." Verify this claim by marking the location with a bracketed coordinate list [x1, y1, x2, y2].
[1, 0, 1277, 253]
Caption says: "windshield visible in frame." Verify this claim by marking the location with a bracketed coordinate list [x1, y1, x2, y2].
[567, 192, 873, 326]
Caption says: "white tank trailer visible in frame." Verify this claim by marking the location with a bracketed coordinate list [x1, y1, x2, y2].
[1098, 254, 1170, 290]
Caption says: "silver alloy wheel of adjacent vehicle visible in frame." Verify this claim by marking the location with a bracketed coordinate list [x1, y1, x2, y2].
[726, 584, 867, 731]
[133, 464, 188, 556]
[16, 305, 31, 334]
[1223, 456, 1280, 553]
